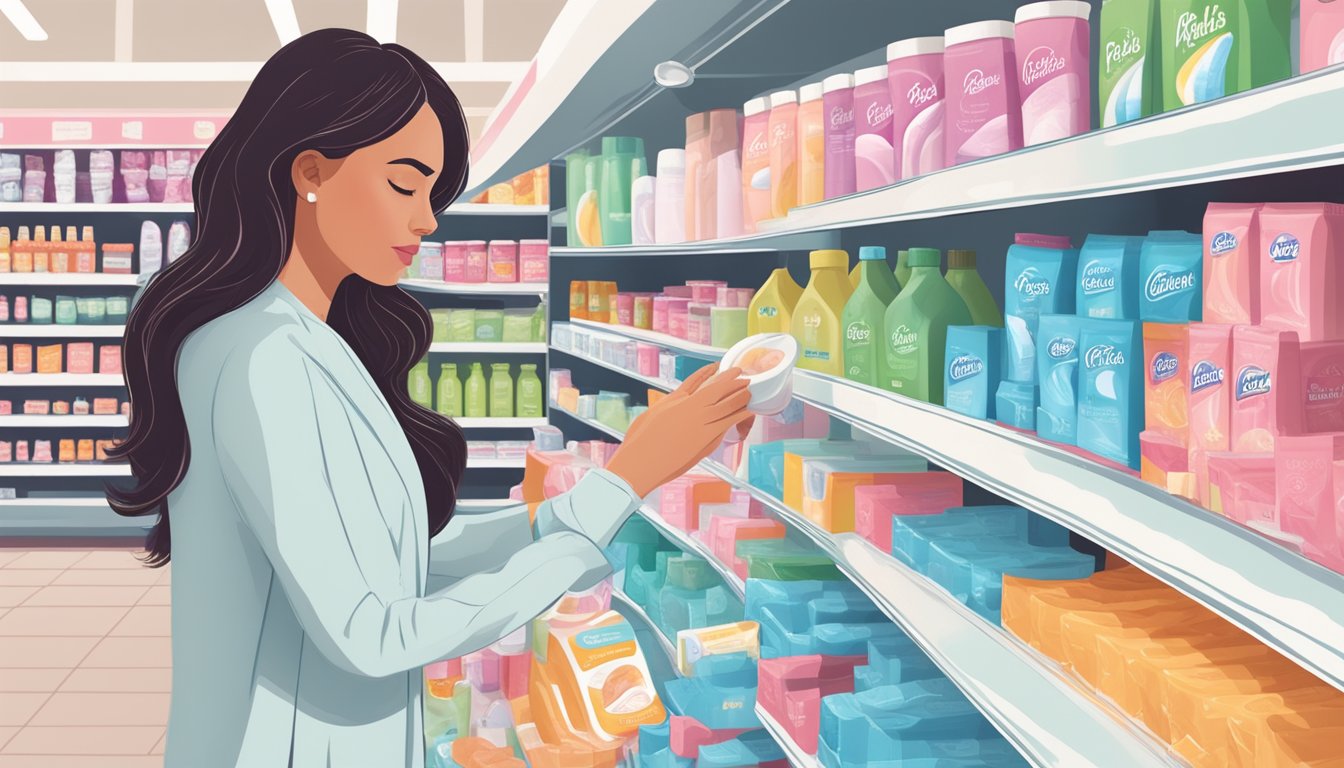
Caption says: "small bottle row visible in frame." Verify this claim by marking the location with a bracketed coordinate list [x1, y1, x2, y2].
[0, 438, 121, 464]
[0, 294, 130, 325]
[408, 240, 549, 285]
[409, 362, 545, 420]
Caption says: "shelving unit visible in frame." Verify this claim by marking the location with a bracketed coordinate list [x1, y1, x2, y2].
[0, 273, 140, 287]
[610, 588, 676, 665]
[0, 415, 128, 427]
[428, 342, 548, 354]
[0, 203, 193, 213]
[0, 374, 125, 387]
[0, 464, 131, 477]
[455, 417, 548, 430]
[3, 325, 126, 338]
[636, 504, 745, 599]
[401, 279, 549, 296]
[754, 705, 818, 768]
[467, 457, 528, 470]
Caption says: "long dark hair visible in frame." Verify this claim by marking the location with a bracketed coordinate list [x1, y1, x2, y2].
[107, 29, 470, 565]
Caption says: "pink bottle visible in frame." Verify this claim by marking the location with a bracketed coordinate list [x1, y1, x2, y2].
[944, 20, 1023, 167]
[487, 240, 518, 283]
[1013, 1, 1092, 146]
[1258, 203, 1344, 342]
[697, 109, 741, 240]
[518, 239, 548, 283]
[1230, 326, 1303, 454]
[766, 91, 798, 220]
[822, 73, 856, 200]
[1202, 203, 1262, 325]
[852, 65, 894, 192]
[741, 97, 771, 233]
[887, 37, 946, 180]
[796, 82, 825, 206]
[463, 240, 488, 283]
[1302, 0, 1344, 74]
[1187, 323, 1232, 508]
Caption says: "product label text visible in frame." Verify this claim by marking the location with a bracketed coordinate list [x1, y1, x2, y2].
[948, 354, 984, 382]
[962, 68, 1002, 96]
[1235, 365, 1272, 400]
[1145, 267, 1197, 301]
[1190, 360, 1225, 393]
[1080, 260, 1116, 295]
[1175, 6, 1228, 50]
[1022, 46, 1067, 87]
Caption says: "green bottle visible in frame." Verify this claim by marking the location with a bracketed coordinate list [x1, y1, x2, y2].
[489, 363, 514, 418]
[842, 246, 901, 386]
[893, 249, 912, 289]
[408, 360, 433, 409]
[516, 364, 544, 418]
[881, 248, 972, 405]
[945, 249, 1003, 327]
[464, 362, 488, 418]
[435, 363, 463, 418]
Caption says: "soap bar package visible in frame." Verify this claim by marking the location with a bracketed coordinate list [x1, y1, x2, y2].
[1036, 314, 1081, 444]
[1077, 318, 1143, 469]
[1139, 230, 1202, 322]
[1077, 234, 1142, 319]
[944, 325, 1003, 421]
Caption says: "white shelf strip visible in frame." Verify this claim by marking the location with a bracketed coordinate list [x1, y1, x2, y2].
[0, 273, 141, 287]
[455, 417, 548, 429]
[428, 342, 548, 354]
[0, 203, 194, 213]
[610, 589, 677, 668]
[439, 203, 550, 216]
[467, 457, 526, 469]
[0, 415, 128, 427]
[0, 464, 131, 477]
[400, 279, 549, 296]
[549, 344, 680, 391]
[0, 374, 124, 387]
[754, 704, 819, 768]
[1, 325, 125, 338]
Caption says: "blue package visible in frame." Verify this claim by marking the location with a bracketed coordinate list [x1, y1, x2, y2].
[855, 634, 943, 691]
[673, 354, 716, 381]
[1035, 314, 1081, 444]
[818, 679, 1002, 768]
[698, 729, 787, 768]
[1003, 241, 1079, 383]
[1077, 234, 1143, 319]
[1077, 319, 1144, 468]
[663, 676, 760, 729]
[994, 380, 1037, 431]
[944, 326, 1004, 421]
[1139, 230, 1203, 322]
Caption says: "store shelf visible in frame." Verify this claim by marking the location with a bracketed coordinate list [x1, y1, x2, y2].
[440, 204, 550, 216]
[551, 408, 627, 442]
[567, 319, 722, 358]
[0, 464, 131, 477]
[0, 203, 194, 213]
[0, 415, 128, 427]
[468, 457, 527, 470]
[428, 342, 548, 354]
[694, 461, 1178, 767]
[549, 346, 679, 392]
[551, 228, 840, 257]
[400, 279, 548, 296]
[0, 374, 124, 387]
[455, 417, 549, 429]
[754, 705, 818, 768]
[636, 504, 744, 599]
[2, 325, 125, 338]
[610, 588, 676, 667]
[0, 497, 151, 539]
[0, 273, 140, 287]
[454, 498, 520, 512]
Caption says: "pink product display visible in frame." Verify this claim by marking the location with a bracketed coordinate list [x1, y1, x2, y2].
[822, 74, 857, 201]
[0, 401, 10, 416]
[1187, 323, 1233, 507]
[664, 285, 694, 300]
[1302, 0, 1344, 73]
[66, 343, 94, 375]
[1302, 342, 1344, 434]
[1013, 1, 1092, 146]
[1202, 203, 1263, 325]
[417, 242, 444, 280]
[687, 304, 713, 346]
[1230, 326, 1301, 454]
[33, 440, 53, 464]
[1257, 203, 1344, 342]
[147, 151, 167, 202]
[852, 65, 895, 192]
[519, 239, 549, 283]
[487, 240, 518, 283]
[943, 20, 1023, 167]
[1015, 232, 1072, 249]
[741, 98, 771, 233]
[463, 240, 488, 283]
[1207, 452, 1276, 530]
[887, 38, 946, 181]
[443, 241, 468, 282]
[666, 298, 692, 340]
[757, 655, 864, 755]
[1276, 434, 1344, 571]
[636, 343, 661, 378]
[616, 293, 635, 326]
[652, 296, 672, 334]
[98, 345, 122, 376]
[688, 280, 726, 304]
[711, 518, 785, 577]
[852, 473, 964, 551]
[16, 441, 29, 462]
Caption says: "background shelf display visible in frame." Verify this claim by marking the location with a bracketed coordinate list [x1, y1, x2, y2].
[610, 588, 676, 666]
[0, 415, 128, 427]
[0, 464, 131, 477]
[636, 503, 745, 599]
[401, 279, 549, 296]
[455, 417, 548, 430]
[0, 274, 141, 287]
[2, 325, 126, 338]
[0, 374, 125, 387]
[428, 342, 548, 354]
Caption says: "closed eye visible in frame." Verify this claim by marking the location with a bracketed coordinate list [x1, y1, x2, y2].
[388, 180, 414, 196]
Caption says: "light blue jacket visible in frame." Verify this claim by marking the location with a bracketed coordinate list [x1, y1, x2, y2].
[164, 280, 641, 767]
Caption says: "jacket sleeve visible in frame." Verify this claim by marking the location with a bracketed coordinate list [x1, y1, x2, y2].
[532, 469, 645, 549]
[212, 335, 619, 678]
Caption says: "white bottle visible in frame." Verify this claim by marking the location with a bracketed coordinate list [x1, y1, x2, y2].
[166, 220, 191, 264]
[631, 175, 656, 245]
[653, 149, 686, 244]
[139, 221, 163, 275]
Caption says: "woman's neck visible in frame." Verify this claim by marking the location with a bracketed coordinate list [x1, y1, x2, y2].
[279, 244, 346, 321]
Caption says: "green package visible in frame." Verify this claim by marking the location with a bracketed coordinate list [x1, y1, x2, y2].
[488, 363, 513, 418]
[55, 296, 77, 325]
[447, 309, 476, 342]
[474, 309, 503, 342]
[1158, 0, 1238, 112]
[1099, 0, 1158, 127]
[105, 296, 129, 325]
[430, 309, 452, 343]
[30, 296, 53, 324]
[502, 309, 534, 343]
[1235, 0, 1290, 92]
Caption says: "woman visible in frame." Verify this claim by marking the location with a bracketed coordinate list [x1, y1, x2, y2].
[108, 29, 752, 768]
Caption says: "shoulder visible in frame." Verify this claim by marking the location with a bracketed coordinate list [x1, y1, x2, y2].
[178, 291, 318, 400]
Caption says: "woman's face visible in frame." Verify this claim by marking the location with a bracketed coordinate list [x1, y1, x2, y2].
[302, 103, 445, 287]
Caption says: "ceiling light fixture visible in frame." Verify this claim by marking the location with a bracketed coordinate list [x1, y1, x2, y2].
[0, 0, 47, 42]
[366, 0, 399, 44]
[262, 0, 301, 45]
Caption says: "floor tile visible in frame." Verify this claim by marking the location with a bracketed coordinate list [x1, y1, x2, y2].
[154, 568, 170, 586]
[0, 729, 11, 752]
[0, 552, 22, 568]
[22, 587, 150, 609]
[0, 589, 37, 609]
[51, 570, 159, 587]
[0, 695, 48, 727]
[69, 552, 146, 570]
[0, 607, 129, 637]
[0, 638, 98, 669]
[136, 587, 170, 607]
[109, 607, 170, 638]
[29, 693, 170, 727]
[0, 756, 165, 767]
[3, 553, 86, 571]
[0, 573, 60, 588]
[58, 668, 171, 694]
[80, 637, 171, 669]
[1, 726, 163, 755]
[0, 670, 70, 693]
[150, 732, 164, 755]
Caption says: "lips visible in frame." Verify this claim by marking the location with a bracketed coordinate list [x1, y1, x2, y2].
[393, 245, 419, 266]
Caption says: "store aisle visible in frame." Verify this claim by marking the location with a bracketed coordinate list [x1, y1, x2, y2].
[0, 548, 168, 767]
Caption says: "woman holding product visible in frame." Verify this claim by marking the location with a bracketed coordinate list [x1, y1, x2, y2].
[107, 30, 752, 768]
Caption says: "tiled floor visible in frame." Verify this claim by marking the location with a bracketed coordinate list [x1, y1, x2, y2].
[0, 548, 168, 767]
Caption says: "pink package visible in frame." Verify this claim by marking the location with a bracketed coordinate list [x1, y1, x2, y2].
[853, 65, 895, 192]
[659, 474, 729, 531]
[1302, 0, 1344, 73]
[695, 490, 760, 541]
[1014, 1, 1091, 146]
[1276, 434, 1344, 571]
[666, 297, 692, 340]
[711, 517, 786, 577]
[757, 655, 864, 755]
[669, 716, 753, 759]
[66, 342, 94, 375]
[687, 281, 725, 304]
[98, 345, 122, 376]
[0, 401, 10, 415]
[715, 149, 745, 240]
[487, 240, 518, 283]
[1231, 326, 1302, 454]
[615, 293, 635, 326]
[1188, 323, 1233, 507]
[1015, 232, 1072, 249]
[636, 343, 661, 377]
[943, 20, 1023, 166]
[519, 239, 548, 283]
[147, 151, 167, 202]
[501, 650, 531, 700]
[1140, 430, 1190, 494]
[442, 242, 467, 282]
[15, 440, 28, 463]
[1207, 452, 1276, 530]
[853, 474, 964, 551]
[0, 441, 9, 462]
[652, 296, 672, 334]
[665, 285, 694, 299]
[1302, 342, 1344, 434]
[887, 37, 946, 180]
[741, 97, 771, 233]
[1258, 203, 1344, 342]
[687, 303, 712, 345]
[1202, 203, 1262, 325]
[822, 73, 856, 200]
[463, 240, 488, 283]
[542, 461, 591, 499]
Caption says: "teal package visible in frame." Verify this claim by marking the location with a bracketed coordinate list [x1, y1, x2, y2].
[1077, 235, 1144, 319]
[1077, 319, 1144, 468]
[1139, 230, 1203, 322]
[1003, 242, 1079, 383]
[944, 325, 1003, 421]
[673, 355, 715, 381]
[1036, 314, 1083, 445]
[995, 380, 1038, 431]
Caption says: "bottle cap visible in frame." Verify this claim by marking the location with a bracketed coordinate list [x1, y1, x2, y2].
[945, 20, 1014, 47]
[854, 65, 888, 87]
[1015, 1, 1092, 24]
[799, 82, 824, 103]
[743, 97, 768, 116]
[768, 90, 797, 108]
[601, 136, 641, 154]
[823, 73, 854, 93]
[809, 249, 849, 270]
[907, 248, 941, 268]
[657, 148, 685, 176]
[859, 246, 887, 261]
[887, 36, 945, 61]
[948, 249, 977, 269]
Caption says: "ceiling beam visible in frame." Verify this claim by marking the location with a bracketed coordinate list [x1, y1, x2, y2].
[114, 0, 133, 63]
[262, 0, 301, 45]
[463, 0, 483, 62]
[0, 0, 47, 41]
[366, 0, 399, 44]
[0, 60, 529, 83]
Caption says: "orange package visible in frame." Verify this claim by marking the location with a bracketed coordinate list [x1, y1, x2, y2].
[35, 344, 62, 374]
[11, 344, 32, 374]
[58, 439, 75, 463]
[569, 280, 589, 321]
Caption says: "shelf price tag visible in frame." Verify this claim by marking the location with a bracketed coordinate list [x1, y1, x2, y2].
[51, 121, 94, 142]
[121, 121, 144, 141]
[193, 121, 217, 140]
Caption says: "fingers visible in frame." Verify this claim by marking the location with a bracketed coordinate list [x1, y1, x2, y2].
[693, 367, 748, 406]
[703, 387, 753, 425]
[669, 363, 719, 400]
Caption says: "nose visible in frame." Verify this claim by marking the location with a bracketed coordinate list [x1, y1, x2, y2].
[411, 198, 437, 237]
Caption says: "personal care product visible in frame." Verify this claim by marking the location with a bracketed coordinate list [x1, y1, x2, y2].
[654, 149, 687, 244]
[1187, 323, 1232, 506]
[465, 362, 487, 418]
[945, 325, 1004, 421]
[882, 248, 972, 404]
[767, 92, 799, 220]
[1077, 234, 1142, 319]
[517, 364, 543, 418]
[1230, 326, 1301, 453]
[1202, 203, 1261, 325]
[1258, 203, 1344, 342]
[1077, 318, 1143, 468]
[796, 83, 826, 208]
[822, 74, 857, 200]
[944, 20, 1023, 165]
[409, 361, 433, 409]
[1015, 1, 1093, 145]
[1276, 434, 1344, 571]
[1158, 0, 1237, 111]
[842, 246, 901, 386]
[1139, 230, 1203, 322]
[436, 363, 463, 418]
[996, 379, 1039, 430]
[791, 250, 851, 375]
[1098, 0, 1155, 126]
[464, 240, 488, 283]
[1302, 0, 1344, 73]
[853, 65, 895, 191]
[1036, 314, 1082, 443]
[599, 136, 643, 246]
[887, 36, 946, 180]
[705, 110, 742, 240]
[945, 249, 1003, 326]
[487, 240, 518, 283]
[741, 97, 771, 233]
[632, 176, 656, 245]
[1004, 236, 1079, 383]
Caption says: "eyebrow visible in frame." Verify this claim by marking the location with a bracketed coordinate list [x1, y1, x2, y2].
[388, 158, 435, 176]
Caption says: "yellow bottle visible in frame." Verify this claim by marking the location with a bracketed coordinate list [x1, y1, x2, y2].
[748, 267, 803, 335]
[790, 249, 852, 375]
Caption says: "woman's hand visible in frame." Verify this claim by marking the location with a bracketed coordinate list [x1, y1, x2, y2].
[605, 364, 754, 497]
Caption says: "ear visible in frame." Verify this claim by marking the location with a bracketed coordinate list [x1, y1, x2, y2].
[291, 150, 326, 201]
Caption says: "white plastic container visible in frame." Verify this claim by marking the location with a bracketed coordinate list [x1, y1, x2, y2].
[653, 149, 686, 244]
[631, 175, 656, 245]
[720, 333, 800, 416]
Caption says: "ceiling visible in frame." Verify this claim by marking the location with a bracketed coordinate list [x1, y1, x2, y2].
[0, 0, 569, 142]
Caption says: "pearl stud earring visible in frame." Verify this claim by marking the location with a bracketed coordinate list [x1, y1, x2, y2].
[306, 192, 317, 203]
